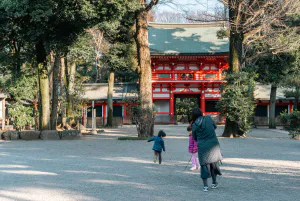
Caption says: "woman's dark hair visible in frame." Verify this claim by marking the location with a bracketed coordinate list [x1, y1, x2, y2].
[192, 108, 203, 122]
[187, 126, 192, 131]
[158, 130, 166, 137]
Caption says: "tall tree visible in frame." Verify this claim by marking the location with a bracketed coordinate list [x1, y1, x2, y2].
[103, 43, 138, 127]
[212, 0, 299, 136]
[134, 0, 159, 136]
[0, 0, 141, 130]
[50, 51, 61, 130]
[247, 52, 295, 128]
[283, 51, 300, 111]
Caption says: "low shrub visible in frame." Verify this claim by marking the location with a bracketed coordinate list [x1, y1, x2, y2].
[280, 110, 300, 139]
[118, 136, 149, 140]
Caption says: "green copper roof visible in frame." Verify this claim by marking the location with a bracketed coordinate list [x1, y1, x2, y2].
[148, 23, 229, 55]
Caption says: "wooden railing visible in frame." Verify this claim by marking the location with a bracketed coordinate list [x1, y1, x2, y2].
[152, 73, 225, 81]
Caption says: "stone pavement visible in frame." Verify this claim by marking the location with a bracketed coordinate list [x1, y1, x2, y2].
[0, 126, 299, 201]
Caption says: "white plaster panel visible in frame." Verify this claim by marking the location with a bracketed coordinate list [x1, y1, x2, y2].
[175, 65, 185, 70]
[153, 94, 170, 98]
[174, 88, 184, 92]
[190, 88, 200, 92]
[205, 94, 221, 98]
[203, 65, 210, 70]
[189, 65, 199, 70]
[154, 100, 170, 112]
[206, 88, 213, 92]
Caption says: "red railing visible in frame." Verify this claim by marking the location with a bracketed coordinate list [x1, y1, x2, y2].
[152, 73, 225, 81]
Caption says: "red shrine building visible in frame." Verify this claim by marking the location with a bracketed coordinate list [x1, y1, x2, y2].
[82, 22, 296, 126]
[149, 23, 228, 122]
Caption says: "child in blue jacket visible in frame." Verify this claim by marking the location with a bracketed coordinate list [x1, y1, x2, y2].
[147, 130, 166, 164]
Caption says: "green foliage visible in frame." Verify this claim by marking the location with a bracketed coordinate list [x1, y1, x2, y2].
[175, 97, 198, 123]
[4, 72, 38, 131]
[6, 72, 38, 102]
[280, 111, 300, 138]
[217, 72, 256, 133]
[8, 102, 34, 131]
[68, 32, 96, 82]
[246, 52, 294, 85]
[103, 43, 138, 73]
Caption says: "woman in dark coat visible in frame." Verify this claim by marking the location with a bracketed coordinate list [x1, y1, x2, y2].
[191, 108, 223, 192]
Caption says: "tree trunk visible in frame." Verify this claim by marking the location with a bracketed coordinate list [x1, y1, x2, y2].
[33, 101, 38, 131]
[60, 57, 67, 128]
[50, 51, 60, 130]
[49, 50, 55, 100]
[36, 41, 50, 131]
[222, 1, 245, 137]
[269, 84, 277, 129]
[135, 5, 154, 137]
[67, 62, 76, 118]
[107, 72, 114, 127]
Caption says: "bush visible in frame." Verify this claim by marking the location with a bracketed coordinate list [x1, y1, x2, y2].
[8, 102, 34, 131]
[280, 110, 300, 139]
[217, 72, 256, 134]
[118, 136, 149, 140]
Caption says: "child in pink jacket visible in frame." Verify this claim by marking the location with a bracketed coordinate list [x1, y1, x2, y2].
[188, 126, 200, 170]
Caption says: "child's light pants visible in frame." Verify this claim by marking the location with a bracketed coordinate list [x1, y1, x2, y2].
[191, 152, 200, 167]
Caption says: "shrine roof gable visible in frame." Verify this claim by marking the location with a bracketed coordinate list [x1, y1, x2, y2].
[149, 22, 229, 55]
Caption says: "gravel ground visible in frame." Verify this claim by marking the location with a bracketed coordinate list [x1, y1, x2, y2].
[0, 126, 299, 201]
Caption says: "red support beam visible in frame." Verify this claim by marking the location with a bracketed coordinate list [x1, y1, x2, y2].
[103, 104, 107, 119]
[170, 91, 174, 116]
[124, 104, 127, 117]
[201, 90, 206, 115]
[290, 104, 293, 114]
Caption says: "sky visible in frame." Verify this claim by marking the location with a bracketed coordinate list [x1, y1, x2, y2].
[155, 0, 222, 13]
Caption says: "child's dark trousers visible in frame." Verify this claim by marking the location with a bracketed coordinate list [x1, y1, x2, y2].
[154, 150, 162, 164]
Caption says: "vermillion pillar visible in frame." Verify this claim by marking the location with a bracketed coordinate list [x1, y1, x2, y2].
[201, 91, 206, 115]
[170, 86, 175, 124]
[289, 103, 293, 114]
[103, 103, 107, 125]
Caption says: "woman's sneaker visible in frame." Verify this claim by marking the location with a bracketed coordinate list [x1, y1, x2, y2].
[211, 183, 218, 189]
[202, 186, 209, 192]
[190, 166, 197, 170]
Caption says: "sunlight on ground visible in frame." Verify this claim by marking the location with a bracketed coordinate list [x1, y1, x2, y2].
[222, 174, 253, 180]
[98, 157, 153, 164]
[0, 165, 30, 168]
[224, 158, 300, 177]
[86, 179, 155, 190]
[98, 156, 189, 166]
[225, 158, 300, 169]
[63, 170, 129, 178]
[0, 188, 98, 201]
[0, 170, 58, 176]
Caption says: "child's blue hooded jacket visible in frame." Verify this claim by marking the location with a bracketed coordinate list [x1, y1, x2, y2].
[147, 136, 165, 152]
